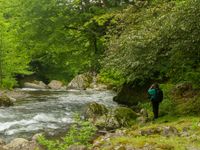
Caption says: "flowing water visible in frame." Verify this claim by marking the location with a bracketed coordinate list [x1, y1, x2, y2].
[0, 89, 117, 142]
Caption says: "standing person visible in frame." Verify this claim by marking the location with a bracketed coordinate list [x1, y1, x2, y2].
[148, 83, 163, 120]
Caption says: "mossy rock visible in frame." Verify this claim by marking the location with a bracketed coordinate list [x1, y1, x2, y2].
[0, 95, 14, 107]
[113, 107, 138, 127]
[85, 102, 108, 119]
[175, 94, 200, 115]
[85, 103, 138, 129]
[67, 73, 93, 90]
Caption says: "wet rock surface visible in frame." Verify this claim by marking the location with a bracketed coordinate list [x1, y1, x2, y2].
[48, 80, 64, 90]
[24, 81, 48, 89]
[0, 94, 14, 107]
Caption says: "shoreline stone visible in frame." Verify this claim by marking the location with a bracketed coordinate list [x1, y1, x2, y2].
[0, 94, 14, 107]
[48, 80, 63, 90]
[24, 81, 47, 89]
[113, 83, 149, 106]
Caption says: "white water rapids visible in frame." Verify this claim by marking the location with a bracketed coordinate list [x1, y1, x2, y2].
[0, 89, 117, 142]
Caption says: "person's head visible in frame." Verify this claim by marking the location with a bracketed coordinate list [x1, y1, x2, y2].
[151, 83, 159, 89]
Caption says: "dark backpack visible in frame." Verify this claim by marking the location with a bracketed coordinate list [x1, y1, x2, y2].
[155, 89, 163, 102]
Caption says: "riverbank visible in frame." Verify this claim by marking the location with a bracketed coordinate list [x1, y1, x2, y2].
[92, 116, 200, 150]
[35, 82, 200, 150]
[1, 82, 200, 150]
[90, 83, 200, 149]
[1, 114, 200, 150]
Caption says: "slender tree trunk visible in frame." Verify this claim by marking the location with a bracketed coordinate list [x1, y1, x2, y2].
[93, 35, 99, 73]
[0, 32, 3, 86]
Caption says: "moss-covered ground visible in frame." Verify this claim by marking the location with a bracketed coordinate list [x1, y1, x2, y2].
[93, 116, 200, 150]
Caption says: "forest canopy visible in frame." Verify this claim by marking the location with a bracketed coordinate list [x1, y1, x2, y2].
[0, 0, 199, 88]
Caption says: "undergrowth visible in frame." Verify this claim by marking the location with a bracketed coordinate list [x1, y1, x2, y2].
[37, 115, 97, 150]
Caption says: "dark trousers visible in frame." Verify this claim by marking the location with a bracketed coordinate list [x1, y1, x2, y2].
[152, 101, 159, 119]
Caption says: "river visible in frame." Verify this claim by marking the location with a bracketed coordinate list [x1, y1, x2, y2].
[0, 89, 117, 142]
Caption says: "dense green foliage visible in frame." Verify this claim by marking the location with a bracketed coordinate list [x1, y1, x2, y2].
[0, 0, 31, 88]
[0, 0, 199, 88]
[37, 115, 97, 150]
[103, 0, 200, 86]
[139, 83, 200, 117]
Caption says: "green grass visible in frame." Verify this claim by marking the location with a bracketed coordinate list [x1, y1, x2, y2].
[109, 135, 199, 150]
[94, 116, 200, 150]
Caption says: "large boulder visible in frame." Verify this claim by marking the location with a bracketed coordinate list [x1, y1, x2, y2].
[85, 103, 138, 129]
[0, 139, 6, 150]
[3, 138, 43, 150]
[85, 102, 108, 120]
[48, 80, 63, 90]
[112, 107, 138, 127]
[0, 94, 14, 107]
[24, 81, 47, 89]
[0, 138, 5, 147]
[5, 90, 29, 100]
[67, 73, 109, 90]
[67, 73, 93, 90]
[113, 83, 149, 106]
[3, 138, 29, 150]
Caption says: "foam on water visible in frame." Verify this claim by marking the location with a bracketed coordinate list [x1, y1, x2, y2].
[0, 119, 37, 131]
[0, 89, 117, 142]
[33, 113, 58, 122]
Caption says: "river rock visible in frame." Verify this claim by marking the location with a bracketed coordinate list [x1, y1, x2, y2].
[113, 107, 138, 127]
[113, 83, 149, 106]
[48, 80, 63, 90]
[162, 126, 179, 137]
[68, 145, 87, 150]
[0, 146, 8, 150]
[32, 133, 43, 142]
[85, 103, 138, 129]
[186, 146, 200, 150]
[139, 126, 179, 137]
[139, 127, 162, 136]
[85, 102, 108, 121]
[24, 81, 47, 89]
[115, 145, 126, 150]
[5, 90, 30, 100]
[0, 138, 5, 146]
[0, 94, 14, 107]
[67, 73, 92, 90]
[89, 83, 108, 91]
[4, 138, 29, 150]
[3, 138, 41, 150]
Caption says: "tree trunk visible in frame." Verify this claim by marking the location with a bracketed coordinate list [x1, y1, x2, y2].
[0, 32, 3, 86]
